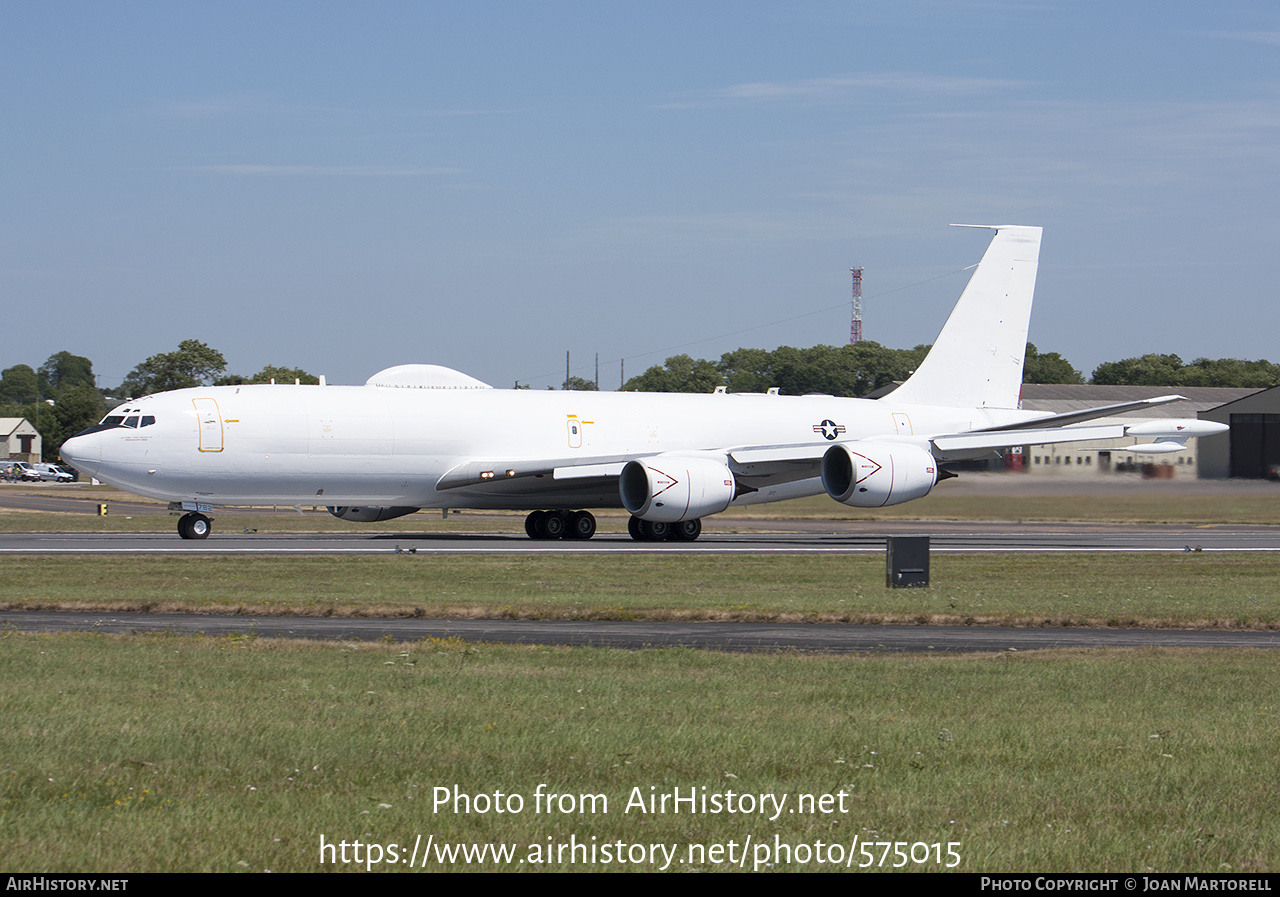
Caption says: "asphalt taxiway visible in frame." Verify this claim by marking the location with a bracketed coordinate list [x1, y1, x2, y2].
[4, 611, 1278, 653]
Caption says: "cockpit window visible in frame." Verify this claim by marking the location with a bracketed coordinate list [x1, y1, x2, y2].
[75, 410, 157, 439]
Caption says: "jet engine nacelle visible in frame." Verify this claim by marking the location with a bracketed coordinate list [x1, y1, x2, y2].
[822, 442, 938, 508]
[620, 457, 736, 523]
[326, 506, 420, 523]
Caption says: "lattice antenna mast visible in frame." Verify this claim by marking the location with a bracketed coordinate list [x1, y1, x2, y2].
[849, 266, 864, 344]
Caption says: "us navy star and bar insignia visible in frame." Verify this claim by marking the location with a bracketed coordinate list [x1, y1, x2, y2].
[813, 419, 846, 440]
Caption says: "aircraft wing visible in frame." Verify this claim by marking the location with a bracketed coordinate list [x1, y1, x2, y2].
[930, 416, 1227, 460]
[435, 454, 636, 492]
[976, 395, 1185, 431]
[437, 446, 827, 492]
[434, 398, 1223, 501]
[929, 424, 1127, 457]
[435, 444, 832, 501]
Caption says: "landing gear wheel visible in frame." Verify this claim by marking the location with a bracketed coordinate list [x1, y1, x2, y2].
[178, 512, 211, 540]
[567, 510, 597, 540]
[628, 516, 644, 541]
[525, 511, 546, 539]
[633, 519, 669, 542]
[542, 511, 567, 539]
[671, 519, 702, 542]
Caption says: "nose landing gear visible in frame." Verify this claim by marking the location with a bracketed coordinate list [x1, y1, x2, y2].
[177, 512, 212, 540]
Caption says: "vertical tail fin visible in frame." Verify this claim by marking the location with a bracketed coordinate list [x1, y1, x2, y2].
[888, 224, 1042, 410]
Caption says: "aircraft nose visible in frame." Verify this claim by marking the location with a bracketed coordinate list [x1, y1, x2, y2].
[60, 431, 102, 477]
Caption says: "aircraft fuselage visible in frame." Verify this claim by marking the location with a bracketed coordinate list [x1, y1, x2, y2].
[62, 384, 1040, 510]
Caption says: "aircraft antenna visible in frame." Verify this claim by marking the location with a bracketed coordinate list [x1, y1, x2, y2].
[849, 266, 864, 344]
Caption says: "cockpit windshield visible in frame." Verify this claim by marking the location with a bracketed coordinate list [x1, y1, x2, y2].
[73, 409, 158, 438]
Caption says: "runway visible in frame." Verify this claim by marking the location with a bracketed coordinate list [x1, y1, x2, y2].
[5, 492, 1278, 653]
[4, 610, 1278, 653]
[2, 523, 1280, 554]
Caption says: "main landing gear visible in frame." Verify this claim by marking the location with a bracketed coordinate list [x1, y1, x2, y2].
[177, 512, 212, 540]
[627, 517, 702, 542]
[525, 510, 597, 540]
[522, 511, 703, 542]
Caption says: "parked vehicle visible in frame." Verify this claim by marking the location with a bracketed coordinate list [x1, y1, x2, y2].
[11, 462, 42, 482]
[33, 463, 75, 483]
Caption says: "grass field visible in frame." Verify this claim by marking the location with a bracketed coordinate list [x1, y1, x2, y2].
[3, 482, 1279, 872]
[2, 632, 1277, 872]
[3, 553, 1280, 629]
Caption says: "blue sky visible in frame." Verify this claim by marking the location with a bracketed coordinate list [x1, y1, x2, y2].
[3, 1, 1278, 389]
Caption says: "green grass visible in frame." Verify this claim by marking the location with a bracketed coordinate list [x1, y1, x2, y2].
[4, 484, 1279, 873]
[1, 632, 1276, 872]
[3, 553, 1279, 629]
[720, 490, 1280, 525]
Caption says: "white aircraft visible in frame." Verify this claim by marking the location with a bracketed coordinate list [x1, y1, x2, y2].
[61, 225, 1226, 541]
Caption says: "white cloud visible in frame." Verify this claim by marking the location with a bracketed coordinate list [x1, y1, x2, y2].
[659, 72, 1029, 108]
[176, 165, 466, 177]
[1213, 30, 1280, 47]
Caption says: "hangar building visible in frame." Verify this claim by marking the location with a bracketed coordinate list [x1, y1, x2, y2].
[1195, 385, 1280, 479]
[1013, 385, 1266, 479]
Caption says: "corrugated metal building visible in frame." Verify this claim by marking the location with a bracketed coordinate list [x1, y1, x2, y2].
[1016, 385, 1260, 478]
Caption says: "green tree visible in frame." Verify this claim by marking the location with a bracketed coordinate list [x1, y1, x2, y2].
[1182, 357, 1280, 388]
[0, 365, 39, 404]
[623, 354, 726, 393]
[1091, 354, 1186, 386]
[40, 385, 108, 457]
[716, 347, 775, 394]
[561, 376, 599, 391]
[38, 351, 95, 396]
[797, 342, 930, 396]
[620, 343, 931, 397]
[121, 340, 227, 396]
[1091, 353, 1280, 388]
[216, 365, 320, 386]
[1022, 343, 1084, 384]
